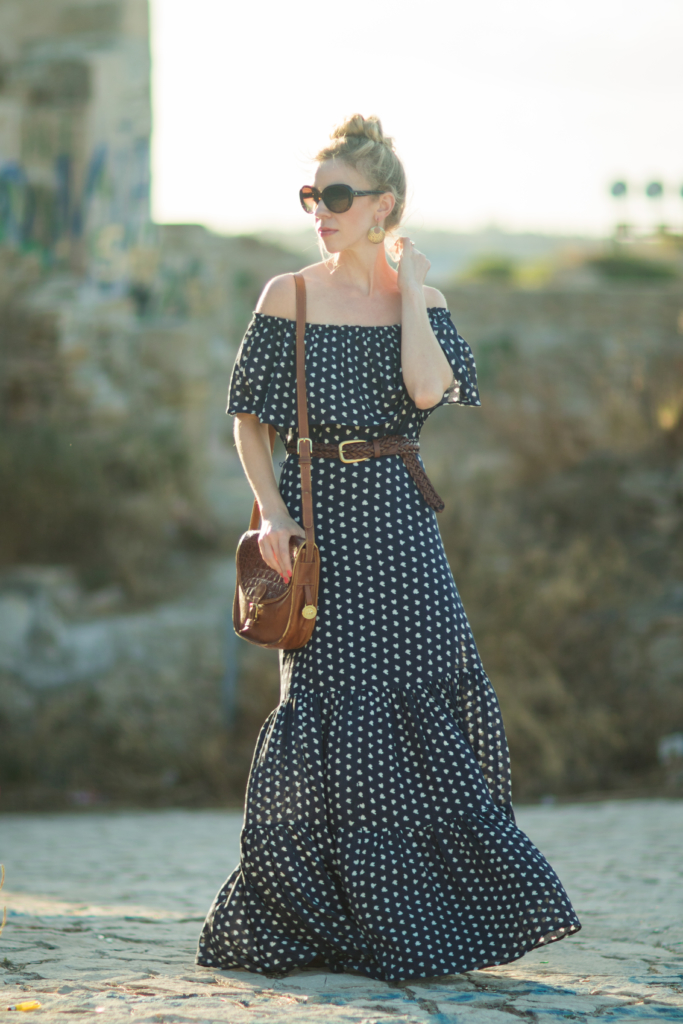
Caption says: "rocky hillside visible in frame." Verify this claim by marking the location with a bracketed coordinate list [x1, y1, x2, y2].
[1, 270, 681, 808]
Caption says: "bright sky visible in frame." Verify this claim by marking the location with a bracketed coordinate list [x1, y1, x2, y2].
[150, 0, 683, 237]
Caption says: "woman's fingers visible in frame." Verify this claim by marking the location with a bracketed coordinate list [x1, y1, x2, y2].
[259, 526, 306, 580]
[277, 532, 294, 580]
[398, 237, 430, 261]
[258, 535, 280, 576]
[397, 237, 428, 268]
[396, 236, 430, 289]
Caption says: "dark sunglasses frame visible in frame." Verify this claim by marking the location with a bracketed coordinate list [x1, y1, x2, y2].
[299, 183, 386, 214]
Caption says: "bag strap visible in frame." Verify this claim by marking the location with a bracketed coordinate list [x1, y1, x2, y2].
[247, 273, 315, 556]
[293, 274, 316, 557]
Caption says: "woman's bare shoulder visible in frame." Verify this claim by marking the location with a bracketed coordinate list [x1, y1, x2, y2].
[256, 262, 329, 319]
[423, 285, 448, 308]
[255, 274, 297, 319]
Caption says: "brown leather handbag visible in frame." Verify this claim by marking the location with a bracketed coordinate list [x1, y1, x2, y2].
[233, 274, 320, 649]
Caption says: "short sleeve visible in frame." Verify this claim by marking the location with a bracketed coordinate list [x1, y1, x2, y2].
[226, 313, 296, 426]
[428, 307, 481, 408]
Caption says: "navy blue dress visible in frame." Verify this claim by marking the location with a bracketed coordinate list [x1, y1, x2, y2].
[196, 308, 581, 981]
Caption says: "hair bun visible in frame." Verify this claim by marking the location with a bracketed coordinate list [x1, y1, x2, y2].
[331, 114, 394, 150]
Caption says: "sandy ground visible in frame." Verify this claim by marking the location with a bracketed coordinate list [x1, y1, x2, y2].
[1, 800, 682, 1023]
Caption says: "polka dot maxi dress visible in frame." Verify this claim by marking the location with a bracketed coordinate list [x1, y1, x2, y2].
[196, 307, 581, 981]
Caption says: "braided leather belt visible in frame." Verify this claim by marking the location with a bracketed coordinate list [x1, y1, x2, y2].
[285, 435, 445, 512]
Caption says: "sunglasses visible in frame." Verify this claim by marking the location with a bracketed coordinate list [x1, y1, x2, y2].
[299, 183, 386, 215]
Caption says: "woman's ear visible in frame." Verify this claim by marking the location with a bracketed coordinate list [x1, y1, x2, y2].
[377, 192, 395, 222]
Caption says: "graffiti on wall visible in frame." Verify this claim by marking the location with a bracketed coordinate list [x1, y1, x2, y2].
[0, 139, 149, 269]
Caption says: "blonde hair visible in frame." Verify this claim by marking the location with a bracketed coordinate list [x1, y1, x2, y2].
[315, 114, 406, 232]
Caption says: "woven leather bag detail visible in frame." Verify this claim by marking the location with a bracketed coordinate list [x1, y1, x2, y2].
[236, 531, 294, 603]
[233, 534, 320, 649]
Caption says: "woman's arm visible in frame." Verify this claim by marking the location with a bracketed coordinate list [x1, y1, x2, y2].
[234, 413, 305, 581]
[397, 239, 454, 409]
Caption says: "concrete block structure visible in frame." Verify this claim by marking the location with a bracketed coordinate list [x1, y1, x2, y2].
[0, 0, 151, 272]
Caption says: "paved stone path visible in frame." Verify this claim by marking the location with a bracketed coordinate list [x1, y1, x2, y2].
[1, 800, 682, 1022]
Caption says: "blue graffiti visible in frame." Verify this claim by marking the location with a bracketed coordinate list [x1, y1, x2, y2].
[0, 140, 148, 254]
[0, 162, 30, 245]
[55, 153, 71, 233]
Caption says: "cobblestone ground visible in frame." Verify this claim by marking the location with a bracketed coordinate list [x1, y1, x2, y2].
[1, 800, 682, 1023]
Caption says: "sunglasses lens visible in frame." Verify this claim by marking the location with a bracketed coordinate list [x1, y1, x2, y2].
[299, 187, 317, 213]
[322, 185, 353, 213]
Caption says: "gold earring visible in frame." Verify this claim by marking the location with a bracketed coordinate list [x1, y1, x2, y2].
[367, 223, 385, 244]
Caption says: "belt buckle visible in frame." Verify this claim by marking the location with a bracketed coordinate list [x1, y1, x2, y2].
[338, 439, 370, 464]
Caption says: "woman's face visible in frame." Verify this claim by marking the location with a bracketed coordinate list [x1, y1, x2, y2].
[312, 158, 394, 254]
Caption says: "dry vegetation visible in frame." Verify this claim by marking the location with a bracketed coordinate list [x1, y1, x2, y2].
[425, 329, 683, 800]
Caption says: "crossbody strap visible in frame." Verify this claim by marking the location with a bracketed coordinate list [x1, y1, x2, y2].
[293, 273, 316, 557]
[247, 274, 315, 556]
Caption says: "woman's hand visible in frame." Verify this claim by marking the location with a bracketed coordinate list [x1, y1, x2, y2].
[395, 237, 431, 294]
[258, 511, 306, 581]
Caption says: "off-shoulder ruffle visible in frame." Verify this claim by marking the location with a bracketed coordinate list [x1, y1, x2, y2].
[226, 308, 480, 431]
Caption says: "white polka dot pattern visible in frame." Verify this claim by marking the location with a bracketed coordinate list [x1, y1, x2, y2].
[197, 308, 581, 981]
[225, 307, 479, 433]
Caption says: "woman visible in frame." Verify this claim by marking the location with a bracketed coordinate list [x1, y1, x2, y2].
[197, 114, 580, 982]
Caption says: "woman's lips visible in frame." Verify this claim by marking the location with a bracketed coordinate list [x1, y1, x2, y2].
[318, 228, 337, 236]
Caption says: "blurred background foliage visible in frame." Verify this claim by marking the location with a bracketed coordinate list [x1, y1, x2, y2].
[2, 239, 682, 808]
[423, 303, 683, 799]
